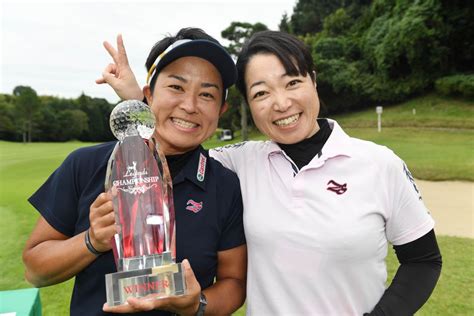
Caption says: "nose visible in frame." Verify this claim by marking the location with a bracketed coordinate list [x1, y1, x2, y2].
[272, 92, 292, 112]
[179, 94, 198, 114]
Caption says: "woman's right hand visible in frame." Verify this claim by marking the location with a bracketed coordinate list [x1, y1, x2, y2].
[96, 34, 144, 101]
[89, 192, 116, 252]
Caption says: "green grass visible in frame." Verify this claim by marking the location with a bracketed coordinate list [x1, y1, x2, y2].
[0, 141, 91, 315]
[334, 94, 474, 129]
[342, 127, 474, 181]
[334, 94, 474, 181]
[1, 94, 473, 315]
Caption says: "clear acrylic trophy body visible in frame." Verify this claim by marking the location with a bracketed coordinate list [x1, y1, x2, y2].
[104, 100, 186, 306]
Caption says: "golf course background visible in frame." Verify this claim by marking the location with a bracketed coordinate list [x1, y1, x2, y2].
[0, 94, 473, 315]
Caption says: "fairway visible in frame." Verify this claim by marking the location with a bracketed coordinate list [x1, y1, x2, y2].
[343, 127, 474, 181]
[334, 94, 474, 130]
[1, 125, 473, 315]
[0, 141, 92, 315]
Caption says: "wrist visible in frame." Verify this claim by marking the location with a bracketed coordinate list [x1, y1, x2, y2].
[84, 229, 106, 256]
[194, 292, 207, 316]
[127, 88, 144, 101]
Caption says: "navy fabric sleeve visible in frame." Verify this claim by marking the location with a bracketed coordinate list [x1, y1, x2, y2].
[218, 177, 246, 251]
[28, 151, 80, 237]
[365, 229, 442, 316]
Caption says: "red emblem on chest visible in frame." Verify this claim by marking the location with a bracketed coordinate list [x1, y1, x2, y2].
[327, 180, 347, 195]
[186, 199, 203, 213]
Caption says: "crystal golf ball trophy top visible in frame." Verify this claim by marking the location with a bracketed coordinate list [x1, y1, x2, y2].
[104, 100, 186, 306]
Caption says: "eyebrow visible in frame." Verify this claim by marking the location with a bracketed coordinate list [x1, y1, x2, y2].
[201, 82, 220, 90]
[249, 73, 290, 90]
[249, 81, 265, 90]
[168, 75, 220, 90]
[168, 74, 187, 83]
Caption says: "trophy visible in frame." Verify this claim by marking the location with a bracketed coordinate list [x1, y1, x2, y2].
[104, 100, 186, 306]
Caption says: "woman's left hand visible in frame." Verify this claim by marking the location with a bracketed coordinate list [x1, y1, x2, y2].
[103, 259, 201, 315]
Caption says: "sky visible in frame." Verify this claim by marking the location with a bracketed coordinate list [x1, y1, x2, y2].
[0, 0, 296, 103]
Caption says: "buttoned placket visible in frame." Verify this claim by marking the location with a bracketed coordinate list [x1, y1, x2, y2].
[267, 150, 305, 210]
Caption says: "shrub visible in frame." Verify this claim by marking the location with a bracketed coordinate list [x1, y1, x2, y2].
[435, 74, 474, 99]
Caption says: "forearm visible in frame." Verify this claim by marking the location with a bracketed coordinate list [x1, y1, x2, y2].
[203, 277, 246, 316]
[23, 231, 98, 287]
[369, 262, 441, 316]
[366, 230, 442, 316]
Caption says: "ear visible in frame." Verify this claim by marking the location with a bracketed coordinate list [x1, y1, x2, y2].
[143, 85, 153, 105]
[219, 102, 229, 116]
[312, 70, 317, 87]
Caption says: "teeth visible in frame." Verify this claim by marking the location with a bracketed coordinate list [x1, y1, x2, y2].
[172, 118, 197, 129]
[274, 114, 300, 126]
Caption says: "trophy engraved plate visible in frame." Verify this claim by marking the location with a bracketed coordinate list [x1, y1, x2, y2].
[104, 100, 185, 306]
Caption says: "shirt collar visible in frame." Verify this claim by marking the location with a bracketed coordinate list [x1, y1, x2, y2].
[266, 119, 354, 160]
[172, 145, 209, 191]
[321, 119, 354, 158]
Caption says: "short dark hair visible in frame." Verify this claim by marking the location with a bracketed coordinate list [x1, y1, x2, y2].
[235, 30, 315, 103]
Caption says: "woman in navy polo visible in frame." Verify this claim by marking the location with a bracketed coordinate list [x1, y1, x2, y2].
[23, 28, 246, 316]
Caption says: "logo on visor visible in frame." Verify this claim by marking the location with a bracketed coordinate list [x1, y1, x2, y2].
[327, 180, 347, 195]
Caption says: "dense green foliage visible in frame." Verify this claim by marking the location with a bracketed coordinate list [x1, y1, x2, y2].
[283, 0, 474, 114]
[435, 74, 474, 99]
[0, 89, 115, 142]
[221, 22, 268, 57]
[288, 0, 365, 35]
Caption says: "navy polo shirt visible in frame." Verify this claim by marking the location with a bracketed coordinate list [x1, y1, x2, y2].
[28, 142, 245, 316]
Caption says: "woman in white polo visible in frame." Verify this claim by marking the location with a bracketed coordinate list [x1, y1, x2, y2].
[99, 30, 441, 316]
[210, 31, 441, 316]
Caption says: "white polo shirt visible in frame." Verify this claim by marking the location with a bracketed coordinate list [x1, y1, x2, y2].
[210, 119, 434, 316]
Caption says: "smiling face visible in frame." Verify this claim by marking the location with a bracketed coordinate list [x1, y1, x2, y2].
[245, 53, 320, 144]
[144, 56, 227, 155]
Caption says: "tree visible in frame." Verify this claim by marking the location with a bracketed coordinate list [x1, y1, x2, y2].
[358, 0, 447, 101]
[57, 109, 89, 141]
[323, 8, 352, 36]
[0, 94, 17, 141]
[279, 13, 292, 33]
[290, 0, 342, 35]
[288, 0, 372, 35]
[221, 22, 268, 140]
[13, 86, 40, 143]
[76, 93, 114, 141]
[35, 103, 60, 141]
[221, 22, 268, 56]
[439, 0, 474, 73]
[293, 0, 461, 113]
